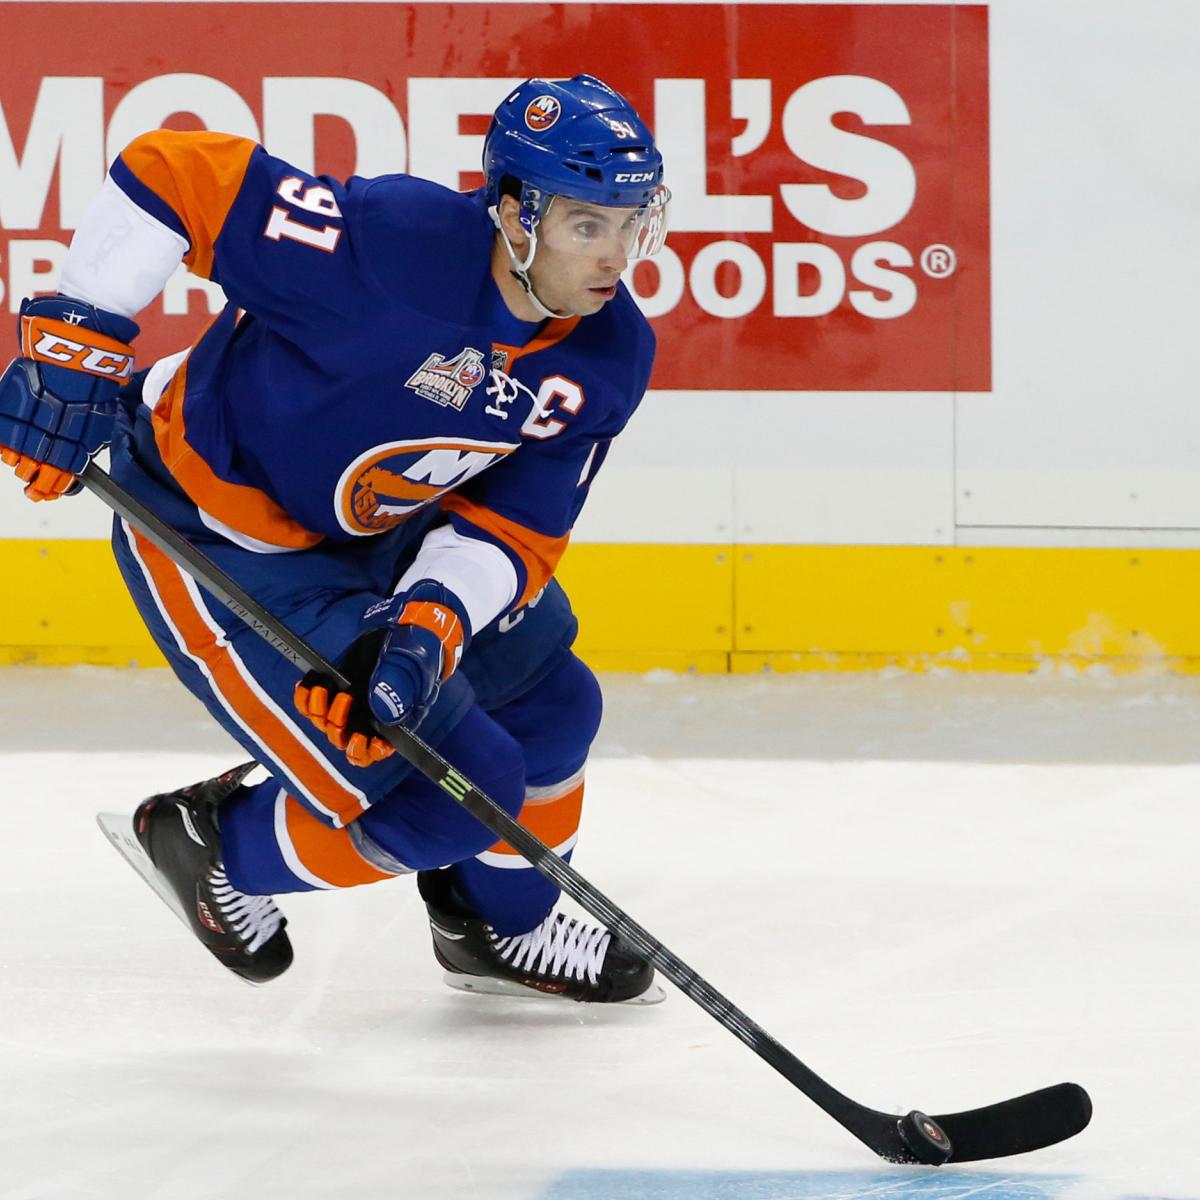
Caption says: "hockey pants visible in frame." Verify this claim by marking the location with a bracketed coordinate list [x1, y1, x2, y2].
[109, 400, 601, 936]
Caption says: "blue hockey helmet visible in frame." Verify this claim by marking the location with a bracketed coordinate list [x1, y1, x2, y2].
[484, 74, 669, 260]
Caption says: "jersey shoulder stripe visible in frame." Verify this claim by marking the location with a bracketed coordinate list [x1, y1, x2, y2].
[109, 156, 190, 247]
[116, 130, 257, 279]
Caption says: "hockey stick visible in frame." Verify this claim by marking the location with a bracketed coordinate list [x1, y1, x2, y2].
[81, 461, 1092, 1165]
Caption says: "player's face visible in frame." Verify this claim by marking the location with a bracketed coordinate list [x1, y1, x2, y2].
[528, 199, 635, 314]
[494, 191, 669, 317]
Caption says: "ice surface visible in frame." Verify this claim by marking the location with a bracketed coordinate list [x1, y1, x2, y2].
[0, 666, 1197, 1200]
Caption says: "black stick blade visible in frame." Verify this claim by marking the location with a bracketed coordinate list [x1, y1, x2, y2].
[933, 1082, 1092, 1163]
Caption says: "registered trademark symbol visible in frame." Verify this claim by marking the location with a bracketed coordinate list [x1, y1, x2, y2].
[920, 244, 957, 278]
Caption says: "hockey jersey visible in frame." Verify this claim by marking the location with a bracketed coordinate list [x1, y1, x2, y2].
[62, 130, 655, 633]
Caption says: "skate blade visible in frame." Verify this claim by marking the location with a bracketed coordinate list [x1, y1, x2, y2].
[443, 972, 667, 1006]
[97, 812, 190, 929]
[96, 812, 266, 988]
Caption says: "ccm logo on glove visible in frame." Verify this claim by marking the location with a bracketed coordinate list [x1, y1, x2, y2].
[21, 315, 135, 380]
[369, 679, 409, 723]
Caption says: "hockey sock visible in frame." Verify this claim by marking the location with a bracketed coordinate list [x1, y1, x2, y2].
[447, 772, 585, 936]
[221, 776, 394, 894]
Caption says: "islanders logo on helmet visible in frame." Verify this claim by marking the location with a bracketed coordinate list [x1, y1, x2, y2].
[524, 95, 561, 132]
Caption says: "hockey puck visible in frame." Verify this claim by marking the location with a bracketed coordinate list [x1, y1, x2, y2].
[896, 1110, 953, 1165]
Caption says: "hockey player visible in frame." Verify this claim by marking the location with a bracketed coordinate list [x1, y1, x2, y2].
[0, 75, 670, 1002]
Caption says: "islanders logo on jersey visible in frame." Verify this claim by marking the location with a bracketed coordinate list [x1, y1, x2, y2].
[524, 95, 561, 132]
[405, 347, 487, 411]
[335, 437, 519, 535]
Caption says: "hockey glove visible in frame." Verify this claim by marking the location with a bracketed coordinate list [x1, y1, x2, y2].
[0, 296, 138, 501]
[294, 580, 471, 768]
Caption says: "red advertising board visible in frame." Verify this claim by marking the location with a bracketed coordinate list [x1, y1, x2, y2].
[0, 3, 989, 390]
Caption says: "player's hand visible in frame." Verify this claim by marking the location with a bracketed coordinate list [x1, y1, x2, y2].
[0, 296, 138, 502]
[294, 580, 471, 768]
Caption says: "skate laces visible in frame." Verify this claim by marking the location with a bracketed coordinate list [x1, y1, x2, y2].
[494, 912, 611, 985]
[208, 868, 284, 953]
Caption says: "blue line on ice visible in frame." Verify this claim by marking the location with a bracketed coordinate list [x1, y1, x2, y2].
[540, 1169, 1079, 1200]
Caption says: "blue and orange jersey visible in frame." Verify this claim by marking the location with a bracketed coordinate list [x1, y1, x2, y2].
[101, 130, 655, 621]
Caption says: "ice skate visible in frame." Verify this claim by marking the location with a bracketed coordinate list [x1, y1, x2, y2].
[417, 868, 664, 1004]
[98, 763, 292, 985]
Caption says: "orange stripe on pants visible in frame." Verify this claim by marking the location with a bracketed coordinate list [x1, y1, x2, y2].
[130, 528, 368, 826]
[281, 794, 393, 888]
[483, 780, 585, 861]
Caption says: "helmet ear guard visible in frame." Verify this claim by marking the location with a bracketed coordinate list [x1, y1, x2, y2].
[492, 174, 540, 238]
[517, 183, 545, 238]
[488, 195, 538, 276]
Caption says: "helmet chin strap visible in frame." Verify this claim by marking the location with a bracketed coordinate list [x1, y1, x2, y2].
[490, 205, 576, 320]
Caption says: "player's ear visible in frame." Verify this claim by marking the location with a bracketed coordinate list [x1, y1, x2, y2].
[496, 195, 529, 247]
